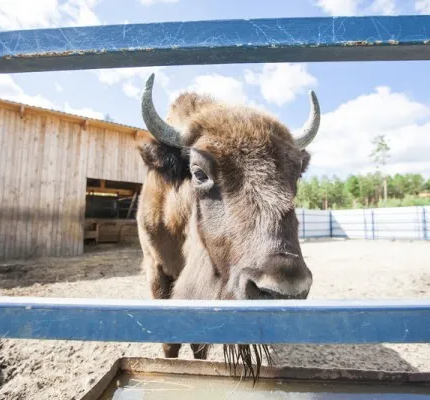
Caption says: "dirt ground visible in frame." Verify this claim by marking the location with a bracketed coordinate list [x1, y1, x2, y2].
[1, 239, 430, 399]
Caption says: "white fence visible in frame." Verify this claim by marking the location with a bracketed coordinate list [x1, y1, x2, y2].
[296, 206, 430, 241]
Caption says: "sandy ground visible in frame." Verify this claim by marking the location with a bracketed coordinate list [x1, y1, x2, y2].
[1, 239, 430, 399]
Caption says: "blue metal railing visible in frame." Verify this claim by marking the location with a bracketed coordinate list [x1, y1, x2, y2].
[2, 15, 430, 73]
[2, 297, 430, 344]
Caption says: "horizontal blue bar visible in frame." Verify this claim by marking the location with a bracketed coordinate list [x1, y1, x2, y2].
[1, 15, 430, 73]
[1, 297, 430, 344]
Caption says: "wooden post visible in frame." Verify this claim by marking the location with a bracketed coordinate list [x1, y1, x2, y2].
[127, 191, 138, 219]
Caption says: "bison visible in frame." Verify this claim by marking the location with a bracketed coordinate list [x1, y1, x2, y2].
[136, 73, 321, 380]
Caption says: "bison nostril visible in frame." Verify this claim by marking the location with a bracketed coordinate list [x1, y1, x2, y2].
[246, 280, 307, 300]
[245, 279, 310, 300]
[246, 279, 275, 299]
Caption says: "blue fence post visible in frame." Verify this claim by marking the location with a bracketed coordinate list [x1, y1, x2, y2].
[363, 210, 368, 240]
[329, 210, 333, 238]
[302, 209, 306, 239]
[423, 207, 428, 241]
[371, 209, 375, 240]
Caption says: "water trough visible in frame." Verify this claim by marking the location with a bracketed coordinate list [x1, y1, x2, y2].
[82, 357, 430, 400]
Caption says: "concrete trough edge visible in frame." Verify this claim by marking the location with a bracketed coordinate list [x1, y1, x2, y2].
[80, 357, 430, 400]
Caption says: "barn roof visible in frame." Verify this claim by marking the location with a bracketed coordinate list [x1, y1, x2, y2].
[0, 97, 152, 139]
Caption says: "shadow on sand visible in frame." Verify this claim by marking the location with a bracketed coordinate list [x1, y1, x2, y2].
[0, 244, 143, 289]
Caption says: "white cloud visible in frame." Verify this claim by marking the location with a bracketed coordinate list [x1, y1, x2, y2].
[54, 82, 63, 93]
[64, 102, 104, 119]
[0, 0, 60, 30]
[304, 86, 430, 177]
[314, 0, 396, 16]
[122, 82, 141, 100]
[96, 68, 143, 86]
[0, 74, 103, 120]
[94, 66, 170, 102]
[244, 63, 317, 107]
[368, 0, 396, 14]
[95, 67, 167, 86]
[0, 0, 101, 31]
[168, 73, 248, 105]
[139, 0, 178, 5]
[95, 66, 169, 96]
[314, 0, 359, 16]
[415, 0, 430, 14]
[61, 0, 101, 27]
[0, 74, 57, 109]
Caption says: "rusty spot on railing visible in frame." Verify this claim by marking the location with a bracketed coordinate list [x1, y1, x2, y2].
[342, 41, 375, 46]
[342, 40, 403, 47]
[0, 47, 158, 60]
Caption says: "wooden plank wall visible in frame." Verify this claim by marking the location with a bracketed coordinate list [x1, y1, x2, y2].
[0, 105, 147, 260]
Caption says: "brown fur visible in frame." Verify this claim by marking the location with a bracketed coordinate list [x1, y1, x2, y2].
[136, 92, 313, 382]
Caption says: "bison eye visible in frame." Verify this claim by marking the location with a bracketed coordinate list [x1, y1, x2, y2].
[191, 166, 209, 183]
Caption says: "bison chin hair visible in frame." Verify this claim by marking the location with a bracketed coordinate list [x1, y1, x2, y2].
[223, 343, 274, 384]
[191, 343, 274, 384]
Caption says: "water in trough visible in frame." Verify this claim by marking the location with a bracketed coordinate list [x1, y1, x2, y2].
[98, 372, 430, 399]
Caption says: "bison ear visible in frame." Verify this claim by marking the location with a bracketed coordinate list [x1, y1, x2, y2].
[137, 141, 190, 183]
[300, 149, 311, 174]
[137, 141, 168, 170]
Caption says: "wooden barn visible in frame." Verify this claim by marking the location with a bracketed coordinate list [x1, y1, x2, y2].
[0, 98, 150, 260]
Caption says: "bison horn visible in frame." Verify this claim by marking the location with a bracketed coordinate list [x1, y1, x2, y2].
[141, 73, 182, 148]
[294, 90, 321, 149]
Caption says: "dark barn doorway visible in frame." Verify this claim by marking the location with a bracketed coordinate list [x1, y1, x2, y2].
[84, 178, 142, 247]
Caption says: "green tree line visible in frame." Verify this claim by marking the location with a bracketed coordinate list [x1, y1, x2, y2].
[296, 172, 430, 210]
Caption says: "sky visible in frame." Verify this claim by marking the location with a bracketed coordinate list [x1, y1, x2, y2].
[1, 0, 430, 180]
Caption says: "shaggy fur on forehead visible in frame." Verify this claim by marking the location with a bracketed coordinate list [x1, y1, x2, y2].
[167, 92, 297, 150]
